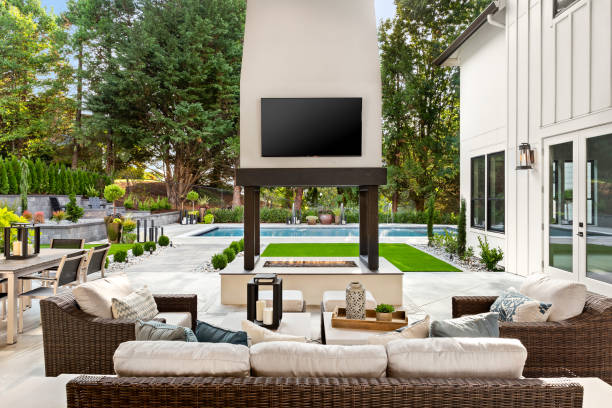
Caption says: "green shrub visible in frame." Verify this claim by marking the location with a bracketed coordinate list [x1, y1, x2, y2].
[457, 198, 466, 257]
[123, 194, 136, 209]
[52, 210, 66, 223]
[211, 253, 228, 270]
[223, 247, 236, 263]
[105, 257, 109, 268]
[260, 207, 291, 223]
[477, 236, 504, 271]
[375, 304, 395, 313]
[442, 230, 458, 254]
[122, 218, 136, 233]
[65, 193, 84, 223]
[238, 238, 244, 252]
[229, 241, 241, 253]
[210, 206, 243, 223]
[157, 196, 171, 210]
[143, 241, 156, 253]
[85, 184, 98, 198]
[203, 213, 214, 224]
[122, 233, 137, 244]
[158, 235, 170, 246]
[132, 243, 144, 256]
[113, 250, 128, 263]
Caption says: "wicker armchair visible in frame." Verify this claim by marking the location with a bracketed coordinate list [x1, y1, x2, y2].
[40, 291, 197, 377]
[452, 291, 612, 384]
[66, 376, 583, 408]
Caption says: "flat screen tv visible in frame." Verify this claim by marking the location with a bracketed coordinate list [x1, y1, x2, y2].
[261, 98, 362, 157]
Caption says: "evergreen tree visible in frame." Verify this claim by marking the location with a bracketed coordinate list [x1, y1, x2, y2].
[457, 198, 467, 257]
[59, 165, 67, 194]
[7, 158, 18, 194]
[35, 159, 46, 193]
[28, 159, 37, 193]
[68, 170, 76, 194]
[48, 164, 56, 194]
[0, 161, 9, 194]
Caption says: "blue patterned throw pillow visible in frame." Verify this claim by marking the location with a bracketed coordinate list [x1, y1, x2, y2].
[490, 289, 552, 322]
[195, 321, 248, 346]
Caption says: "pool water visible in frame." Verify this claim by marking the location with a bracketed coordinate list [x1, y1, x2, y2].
[197, 226, 455, 237]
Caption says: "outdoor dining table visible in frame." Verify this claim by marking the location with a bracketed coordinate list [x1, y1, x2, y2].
[1, 248, 81, 345]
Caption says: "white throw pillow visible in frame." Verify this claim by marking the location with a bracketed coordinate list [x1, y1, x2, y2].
[250, 342, 387, 377]
[367, 315, 430, 345]
[386, 337, 527, 379]
[520, 274, 587, 321]
[72, 274, 133, 318]
[114, 341, 250, 377]
[490, 288, 552, 322]
[112, 286, 159, 320]
[241, 320, 306, 344]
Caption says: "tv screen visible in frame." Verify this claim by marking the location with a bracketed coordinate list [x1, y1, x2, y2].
[261, 98, 362, 157]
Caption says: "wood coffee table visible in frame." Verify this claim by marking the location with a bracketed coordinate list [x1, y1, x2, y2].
[322, 312, 428, 345]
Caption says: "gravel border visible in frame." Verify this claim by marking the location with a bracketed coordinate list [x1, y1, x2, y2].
[413, 244, 495, 273]
[105, 244, 173, 274]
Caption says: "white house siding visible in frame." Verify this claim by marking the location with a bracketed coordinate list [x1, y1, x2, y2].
[458, 0, 612, 284]
[458, 23, 508, 268]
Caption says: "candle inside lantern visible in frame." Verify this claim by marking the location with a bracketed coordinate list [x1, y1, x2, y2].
[28, 244, 34, 255]
[263, 307, 273, 325]
[256, 299, 266, 321]
[13, 241, 21, 256]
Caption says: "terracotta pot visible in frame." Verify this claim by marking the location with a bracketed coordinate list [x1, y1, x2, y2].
[319, 214, 333, 225]
[376, 312, 393, 322]
[106, 222, 122, 244]
[334, 215, 341, 224]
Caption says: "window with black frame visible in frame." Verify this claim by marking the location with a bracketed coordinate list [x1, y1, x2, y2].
[487, 152, 505, 232]
[554, 0, 579, 17]
[471, 156, 486, 229]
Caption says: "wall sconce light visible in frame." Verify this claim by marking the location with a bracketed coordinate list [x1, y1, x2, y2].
[516, 143, 535, 170]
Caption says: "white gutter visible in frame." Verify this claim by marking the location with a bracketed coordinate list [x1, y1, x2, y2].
[488, 0, 506, 29]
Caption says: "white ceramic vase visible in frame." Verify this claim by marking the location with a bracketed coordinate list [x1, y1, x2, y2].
[345, 281, 366, 320]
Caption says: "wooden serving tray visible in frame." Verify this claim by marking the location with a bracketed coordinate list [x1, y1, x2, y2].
[331, 308, 408, 331]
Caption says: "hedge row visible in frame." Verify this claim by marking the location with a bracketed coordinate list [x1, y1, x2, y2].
[0, 157, 111, 196]
[208, 206, 456, 225]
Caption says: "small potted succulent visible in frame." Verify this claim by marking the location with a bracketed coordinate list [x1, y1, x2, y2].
[306, 215, 318, 225]
[375, 304, 395, 322]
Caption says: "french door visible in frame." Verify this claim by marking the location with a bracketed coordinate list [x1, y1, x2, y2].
[544, 133, 612, 295]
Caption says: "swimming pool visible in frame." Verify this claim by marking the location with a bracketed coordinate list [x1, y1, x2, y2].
[196, 226, 455, 237]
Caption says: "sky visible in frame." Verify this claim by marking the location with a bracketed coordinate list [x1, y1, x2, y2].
[40, 0, 397, 23]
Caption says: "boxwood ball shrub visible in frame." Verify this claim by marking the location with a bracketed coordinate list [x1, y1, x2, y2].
[143, 241, 156, 253]
[158, 235, 170, 246]
[203, 213, 214, 224]
[114, 250, 128, 263]
[132, 243, 144, 257]
[223, 247, 236, 263]
[229, 241, 241, 253]
[211, 253, 228, 270]
[238, 238, 244, 252]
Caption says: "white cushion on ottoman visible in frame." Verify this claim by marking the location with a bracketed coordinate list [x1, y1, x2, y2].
[250, 342, 387, 377]
[155, 312, 192, 328]
[386, 337, 527, 379]
[114, 341, 250, 377]
[259, 290, 304, 312]
[519, 274, 587, 321]
[322, 290, 377, 312]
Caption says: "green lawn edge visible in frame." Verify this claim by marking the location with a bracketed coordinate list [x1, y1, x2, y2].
[261, 243, 460, 272]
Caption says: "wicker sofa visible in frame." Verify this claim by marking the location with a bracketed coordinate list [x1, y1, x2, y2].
[40, 292, 197, 376]
[66, 376, 583, 408]
[452, 291, 612, 384]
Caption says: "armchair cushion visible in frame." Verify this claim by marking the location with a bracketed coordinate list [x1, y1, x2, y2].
[72, 274, 133, 318]
[520, 274, 587, 321]
[430, 312, 499, 337]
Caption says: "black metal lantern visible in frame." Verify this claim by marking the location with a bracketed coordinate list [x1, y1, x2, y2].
[517, 142, 535, 170]
[4, 222, 41, 259]
[247, 273, 283, 329]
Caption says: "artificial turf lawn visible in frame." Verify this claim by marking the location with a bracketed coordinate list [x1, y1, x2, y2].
[41, 243, 134, 256]
[261, 243, 461, 272]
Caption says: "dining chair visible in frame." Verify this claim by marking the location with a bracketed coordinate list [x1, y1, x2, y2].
[82, 243, 110, 282]
[49, 238, 85, 249]
[17, 251, 87, 333]
[0, 278, 7, 320]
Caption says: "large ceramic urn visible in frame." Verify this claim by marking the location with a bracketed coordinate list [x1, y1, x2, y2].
[345, 281, 366, 320]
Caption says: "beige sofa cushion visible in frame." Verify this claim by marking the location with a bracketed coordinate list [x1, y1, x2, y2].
[72, 274, 133, 318]
[250, 342, 387, 377]
[241, 320, 306, 344]
[367, 315, 430, 345]
[520, 274, 587, 321]
[322, 290, 376, 312]
[114, 341, 250, 377]
[386, 337, 527, 379]
[259, 290, 304, 312]
[156, 312, 192, 328]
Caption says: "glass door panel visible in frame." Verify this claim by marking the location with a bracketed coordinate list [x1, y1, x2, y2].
[548, 141, 574, 272]
[585, 134, 612, 284]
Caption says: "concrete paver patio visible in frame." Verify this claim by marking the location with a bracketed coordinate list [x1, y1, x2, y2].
[0, 223, 524, 392]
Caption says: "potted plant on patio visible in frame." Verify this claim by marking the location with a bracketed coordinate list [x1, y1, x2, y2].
[198, 195, 210, 220]
[306, 215, 318, 225]
[186, 190, 199, 212]
[332, 208, 341, 224]
[375, 304, 395, 322]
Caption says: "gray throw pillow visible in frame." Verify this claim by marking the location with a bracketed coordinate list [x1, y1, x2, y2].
[136, 320, 198, 342]
[429, 312, 499, 337]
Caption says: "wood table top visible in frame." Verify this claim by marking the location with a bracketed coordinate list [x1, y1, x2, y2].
[0, 248, 82, 273]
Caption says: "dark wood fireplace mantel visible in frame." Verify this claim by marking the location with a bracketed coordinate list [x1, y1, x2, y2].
[236, 167, 387, 271]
